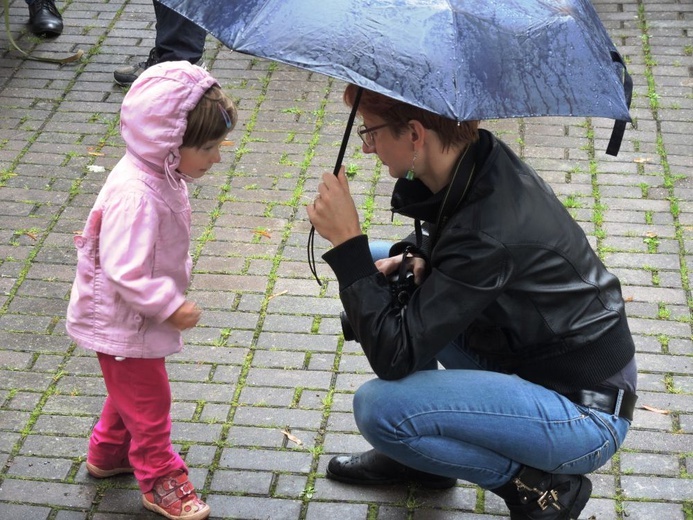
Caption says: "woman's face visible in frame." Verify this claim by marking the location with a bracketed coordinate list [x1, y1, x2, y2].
[359, 114, 412, 179]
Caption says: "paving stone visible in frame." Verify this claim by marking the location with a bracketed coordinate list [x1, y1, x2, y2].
[244, 367, 332, 389]
[32, 414, 94, 436]
[622, 501, 686, 520]
[6, 455, 73, 479]
[226, 425, 289, 449]
[96, 488, 145, 517]
[210, 469, 273, 494]
[54, 511, 90, 520]
[622, 475, 693, 500]
[233, 406, 324, 430]
[620, 451, 680, 476]
[205, 494, 303, 519]
[0, 504, 51, 520]
[305, 501, 369, 520]
[0, 478, 96, 508]
[313, 475, 408, 503]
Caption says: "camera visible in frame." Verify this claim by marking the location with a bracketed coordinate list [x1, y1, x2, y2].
[340, 266, 417, 342]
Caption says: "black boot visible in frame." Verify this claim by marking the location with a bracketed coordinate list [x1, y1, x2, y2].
[28, 0, 63, 37]
[326, 449, 457, 489]
[490, 466, 592, 519]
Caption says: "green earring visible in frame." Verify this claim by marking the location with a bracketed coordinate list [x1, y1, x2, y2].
[406, 152, 417, 181]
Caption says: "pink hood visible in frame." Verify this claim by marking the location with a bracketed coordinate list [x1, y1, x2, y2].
[120, 61, 219, 179]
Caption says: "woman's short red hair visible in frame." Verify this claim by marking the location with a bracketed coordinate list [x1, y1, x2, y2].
[344, 84, 479, 151]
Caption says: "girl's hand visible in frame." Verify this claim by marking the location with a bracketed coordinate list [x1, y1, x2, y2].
[306, 167, 362, 246]
[166, 300, 201, 330]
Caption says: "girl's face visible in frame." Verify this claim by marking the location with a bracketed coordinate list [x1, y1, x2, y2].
[178, 136, 226, 178]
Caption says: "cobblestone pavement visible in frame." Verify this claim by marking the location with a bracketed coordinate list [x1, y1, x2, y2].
[1, 0, 692, 518]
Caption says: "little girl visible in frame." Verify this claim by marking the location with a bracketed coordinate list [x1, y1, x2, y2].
[66, 61, 238, 520]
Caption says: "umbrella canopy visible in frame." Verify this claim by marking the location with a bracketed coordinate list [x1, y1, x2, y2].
[159, 0, 633, 283]
[159, 0, 631, 127]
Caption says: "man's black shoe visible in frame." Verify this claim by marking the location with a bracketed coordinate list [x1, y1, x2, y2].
[28, 0, 63, 37]
[113, 48, 160, 87]
[326, 449, 457, 489]
[113, 48, 207, 87]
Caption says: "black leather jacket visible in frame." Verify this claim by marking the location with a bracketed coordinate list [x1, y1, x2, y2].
[323, 130, 635, 393]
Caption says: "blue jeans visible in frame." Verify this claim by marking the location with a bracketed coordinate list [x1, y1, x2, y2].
[369, 240, 394, 262]
[359, 242, 631, 489]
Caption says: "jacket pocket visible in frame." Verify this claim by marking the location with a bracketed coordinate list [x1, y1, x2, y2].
[95, 292, 147, 345]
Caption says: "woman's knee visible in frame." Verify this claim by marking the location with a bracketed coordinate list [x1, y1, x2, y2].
[353, 378, 396, 434]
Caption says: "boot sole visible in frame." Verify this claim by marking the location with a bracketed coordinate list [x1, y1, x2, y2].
[326, 467, 456, 489]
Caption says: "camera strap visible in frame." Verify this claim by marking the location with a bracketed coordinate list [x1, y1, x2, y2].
[430, 141, 478, 247]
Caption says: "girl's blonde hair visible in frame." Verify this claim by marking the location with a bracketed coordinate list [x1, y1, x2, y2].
[182, 85, 238, 148]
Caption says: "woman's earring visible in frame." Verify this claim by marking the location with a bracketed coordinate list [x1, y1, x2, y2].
[406, 152, 417, 181]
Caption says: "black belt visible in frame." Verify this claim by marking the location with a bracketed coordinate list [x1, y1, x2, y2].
[563, 386, 637, 421]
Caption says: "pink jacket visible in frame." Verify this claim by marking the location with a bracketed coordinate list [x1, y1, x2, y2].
[66, 62, 218, 358]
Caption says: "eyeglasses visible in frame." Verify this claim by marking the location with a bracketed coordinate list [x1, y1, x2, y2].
[357, 123, 391, 147]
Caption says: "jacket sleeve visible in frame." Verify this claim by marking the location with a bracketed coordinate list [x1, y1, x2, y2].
[324, 227, 512, 380]
[99, 191, 185, 323]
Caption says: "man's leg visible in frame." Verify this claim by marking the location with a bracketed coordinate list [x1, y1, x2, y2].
[114, 1, 206, 86]
[153, 1, 206, 64]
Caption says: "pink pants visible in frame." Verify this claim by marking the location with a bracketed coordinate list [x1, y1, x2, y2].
[88, 353, 188, 493]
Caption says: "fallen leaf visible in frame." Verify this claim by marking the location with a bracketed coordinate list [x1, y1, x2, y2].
[22, 232, 37, 240]
[268, 290, 288, 301]
[87, 151, 104, 157]
[87, 165, 106, 173]
[254, 229, 272, 239]
[644, 232, 658, 238]
[222, 140, 235, 146]
[634, 157, 652, 164]
[624, 296, 634, 302]
[641, 405, 669, 415]
[280, 429, 303, 446]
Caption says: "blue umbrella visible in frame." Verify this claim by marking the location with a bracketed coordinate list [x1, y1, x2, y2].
[159, 0, 633, 284]
[159, 0, 631, 156]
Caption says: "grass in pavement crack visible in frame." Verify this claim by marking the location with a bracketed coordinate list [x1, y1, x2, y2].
[637, 1, 691, 317]
[199, 65, 338, 496]
[0, 345, 75, 484]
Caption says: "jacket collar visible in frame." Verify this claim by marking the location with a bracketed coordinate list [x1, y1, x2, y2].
[390, 129, 495, 224]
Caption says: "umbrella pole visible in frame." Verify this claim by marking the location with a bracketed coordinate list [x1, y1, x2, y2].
[308, 87, 363, 286]
[332, 87, 363, 176]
